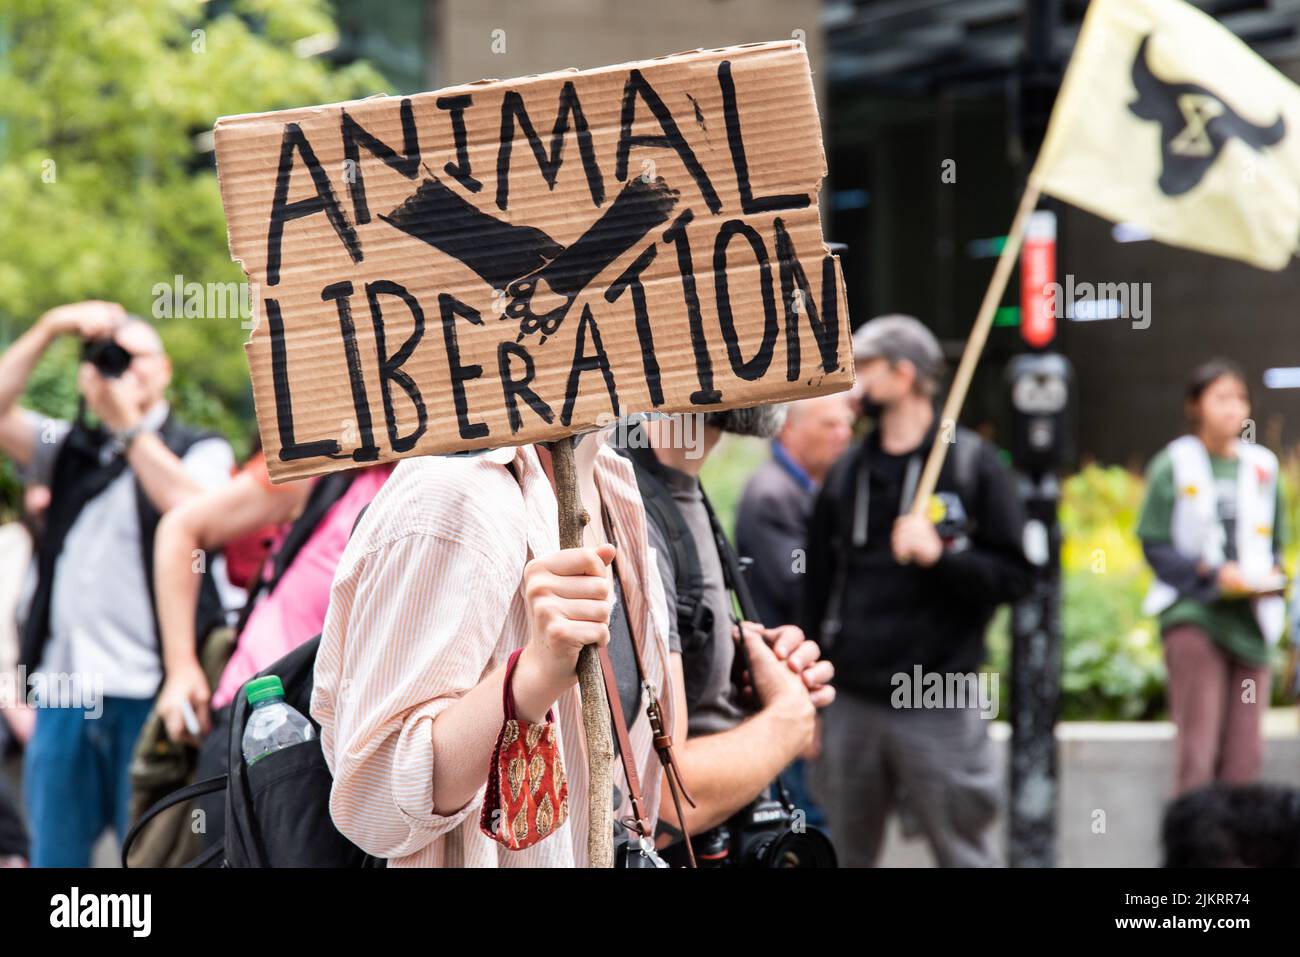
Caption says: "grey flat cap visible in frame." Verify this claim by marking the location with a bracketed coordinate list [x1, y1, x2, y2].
[851, 314, 945, 384]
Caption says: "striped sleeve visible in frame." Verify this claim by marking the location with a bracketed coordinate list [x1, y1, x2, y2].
[313, 529, 520, 860]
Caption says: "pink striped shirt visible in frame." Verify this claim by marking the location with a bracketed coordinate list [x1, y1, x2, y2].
[311, 441, 674, 867]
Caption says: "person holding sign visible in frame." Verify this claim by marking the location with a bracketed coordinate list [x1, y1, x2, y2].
[1138, 360, 1286, 797]
[310, 433, 681, 867]
[210, 39, 854, 865]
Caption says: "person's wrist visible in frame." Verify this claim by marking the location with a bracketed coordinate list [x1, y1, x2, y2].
[760, 692, 815, 751]
[36, 312, 66, 341]
[511, 641, 570, 724]
[765, 682, 815, 725]
[163, 646, 201, 677]
[109, 415, 148, 452]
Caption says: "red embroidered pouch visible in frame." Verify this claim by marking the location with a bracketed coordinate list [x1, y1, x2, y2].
[479, 648, 569, 849]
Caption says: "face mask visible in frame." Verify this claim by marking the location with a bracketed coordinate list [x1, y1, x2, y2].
[857, 395, 885, 421]
[704, 404, 788, 438]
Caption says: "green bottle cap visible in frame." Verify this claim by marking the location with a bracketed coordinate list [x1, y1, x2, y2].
[244, 675, 286, 706]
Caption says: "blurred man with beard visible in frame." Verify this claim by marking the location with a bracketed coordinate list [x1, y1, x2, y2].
[802, 315, 1029, 867]
[613, 409, 836, 865]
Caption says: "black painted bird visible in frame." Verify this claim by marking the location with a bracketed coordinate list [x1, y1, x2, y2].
[382, 166, 678, 344]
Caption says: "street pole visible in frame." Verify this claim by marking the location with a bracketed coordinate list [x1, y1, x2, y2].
[1006, 210, 1070, 867]
[1005, 0, 1067, 871]
[1008, 465, 1063, 867]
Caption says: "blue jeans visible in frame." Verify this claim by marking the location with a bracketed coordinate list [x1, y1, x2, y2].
[24, 696, 154, 867]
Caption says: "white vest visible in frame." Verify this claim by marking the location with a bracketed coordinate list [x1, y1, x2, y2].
[1143, 435, 1284, 645]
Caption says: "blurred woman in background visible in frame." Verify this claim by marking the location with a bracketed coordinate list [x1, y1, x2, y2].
[1138, 359, 1286, 795]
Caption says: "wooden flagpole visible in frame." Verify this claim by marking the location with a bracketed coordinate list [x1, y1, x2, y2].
[545, 436, 616, 868]
[908, 177, 1045, 516]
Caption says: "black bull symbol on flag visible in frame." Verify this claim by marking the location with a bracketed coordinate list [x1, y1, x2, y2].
[1129, 33, 1286, 196]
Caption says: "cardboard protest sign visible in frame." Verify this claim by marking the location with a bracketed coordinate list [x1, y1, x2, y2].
[215, 40, 852, 483]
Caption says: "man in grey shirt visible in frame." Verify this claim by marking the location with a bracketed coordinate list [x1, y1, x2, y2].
[0, 300, 232, 866]
[613, 410, 836, 857]
[645, 461, 748, 737]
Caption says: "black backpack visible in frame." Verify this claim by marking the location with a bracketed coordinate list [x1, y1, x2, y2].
[612, 423, 716, 656]
[122, 634, 384, 868]
[122, 484, 381, 868]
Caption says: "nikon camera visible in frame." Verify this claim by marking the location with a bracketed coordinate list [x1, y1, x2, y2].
[662, 784, 837, 868]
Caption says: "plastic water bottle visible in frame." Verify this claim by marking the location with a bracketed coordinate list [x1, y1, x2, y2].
[241, 676, 315, 766]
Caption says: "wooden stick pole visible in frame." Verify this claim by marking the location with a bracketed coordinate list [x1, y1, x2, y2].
[909, 177, 1045, 516]
[545, 435, 615, 868]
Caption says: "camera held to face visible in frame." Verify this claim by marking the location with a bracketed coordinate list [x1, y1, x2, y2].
[80, 337, 133, 379]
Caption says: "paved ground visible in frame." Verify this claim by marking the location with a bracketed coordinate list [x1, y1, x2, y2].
[25, 707, 1300, 867]
[879, 708, 1300, 867]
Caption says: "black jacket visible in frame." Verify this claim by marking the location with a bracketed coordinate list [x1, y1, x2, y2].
[800, 425, 1031, 703]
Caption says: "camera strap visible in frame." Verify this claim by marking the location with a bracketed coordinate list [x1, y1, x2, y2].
[701, 490, 769, 713]
[601, 511, 698, 868]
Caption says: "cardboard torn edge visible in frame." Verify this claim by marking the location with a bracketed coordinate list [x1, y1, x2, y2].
[212, 39, 807, 132]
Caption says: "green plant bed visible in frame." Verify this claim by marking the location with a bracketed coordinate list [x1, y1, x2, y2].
[710, 449, 1294, 722]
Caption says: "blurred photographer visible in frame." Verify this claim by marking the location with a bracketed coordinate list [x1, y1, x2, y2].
[614, 410, 837, 867]
[0, 300, 232, 866]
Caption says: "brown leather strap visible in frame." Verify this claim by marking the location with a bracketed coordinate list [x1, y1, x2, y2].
[624, 635, 695, 807]
[608, 558, 697, 811]
[599, 608, 698, 868]
[596, 641, 651, 837]
[644, 693, 697, 868]
[601, 509, 698, 867]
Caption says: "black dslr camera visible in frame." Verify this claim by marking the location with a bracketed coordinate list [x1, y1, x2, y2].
[663, 783, 837, 868]
[80, 337, 133, 378]
[615, 835, 669, 869]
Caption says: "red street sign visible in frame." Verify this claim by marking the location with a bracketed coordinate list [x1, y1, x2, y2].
[1020, 210, 1056, 348]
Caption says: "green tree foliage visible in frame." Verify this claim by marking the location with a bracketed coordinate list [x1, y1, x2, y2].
[0, 0, 389, 513]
